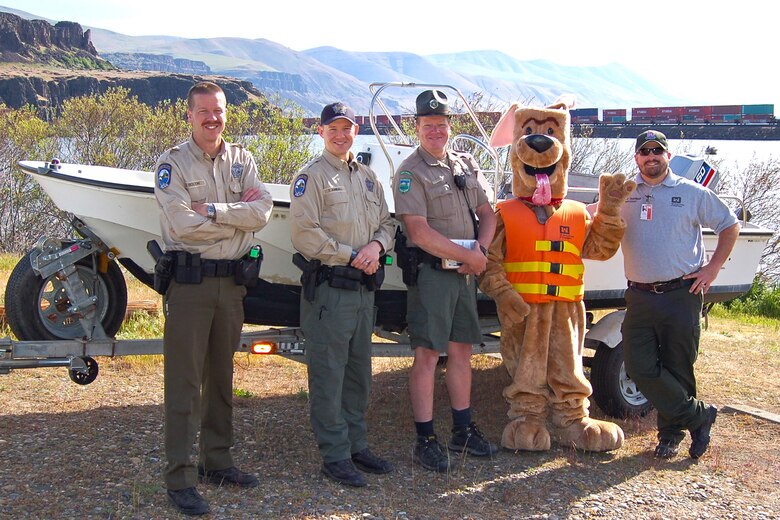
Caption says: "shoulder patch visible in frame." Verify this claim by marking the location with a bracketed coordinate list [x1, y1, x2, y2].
[157, 163, 172, 190]
[399, 170, 413, 177]
[398, 177, 411, 193]
[231, 163, 244, 178]
[293, 174, 308, 197]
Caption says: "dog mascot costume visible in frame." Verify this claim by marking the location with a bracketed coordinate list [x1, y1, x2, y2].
[479, 98, 635, 452]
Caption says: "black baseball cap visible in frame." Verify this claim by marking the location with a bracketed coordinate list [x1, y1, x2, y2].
[635, 130, 669, 152]
[415, 89, 451, 117]
[320, 102, 356, 125]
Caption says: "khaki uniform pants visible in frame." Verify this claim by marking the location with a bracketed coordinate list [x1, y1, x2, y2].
[163, 277, 246, 490]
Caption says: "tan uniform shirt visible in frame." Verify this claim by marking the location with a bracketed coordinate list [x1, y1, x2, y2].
[290, 149, 394, 266]
[154, 136, 273, 260]
[392, 147, 488, 246]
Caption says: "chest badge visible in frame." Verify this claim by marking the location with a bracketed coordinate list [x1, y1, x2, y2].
[231, 163, 244, 178]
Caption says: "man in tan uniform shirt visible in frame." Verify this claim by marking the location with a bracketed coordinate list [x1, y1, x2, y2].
[392, 89, 498, 473]
[154, 81, 273, 516]
[290, 102, 394, 487]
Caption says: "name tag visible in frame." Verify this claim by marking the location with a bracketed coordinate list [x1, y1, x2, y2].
[186, 180, 206, 188]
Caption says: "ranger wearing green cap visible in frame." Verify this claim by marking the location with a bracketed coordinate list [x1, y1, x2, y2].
[392, 89, 499, 472]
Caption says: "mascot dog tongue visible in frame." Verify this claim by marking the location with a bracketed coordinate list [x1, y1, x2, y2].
[479, 98, 635, 452]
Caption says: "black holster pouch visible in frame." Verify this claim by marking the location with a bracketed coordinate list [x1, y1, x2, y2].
[293, 252, 322, 303]
[174, 252, 203, 284]
[363, 255, 387, 291]
[153, 253, 174, 295]
[328, 265, 362, 291]
[147, 240, 173, 295]
[235, 245, 263, 287]
[394, 227, 419, 286]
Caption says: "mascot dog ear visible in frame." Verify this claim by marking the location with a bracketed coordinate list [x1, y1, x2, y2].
[489, 95, 577, 149]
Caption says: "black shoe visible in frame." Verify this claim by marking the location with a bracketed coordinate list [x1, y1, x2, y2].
[654, 439, 680, 459]
[322, 459, 367, 487]
[448, 422, 499, 457]
[167, 487, 209, 516]
[351, 448, 393, 474]
[414, 435, 450, 472]
[689, 405, 718, 459]
[198, 466, 259, 488]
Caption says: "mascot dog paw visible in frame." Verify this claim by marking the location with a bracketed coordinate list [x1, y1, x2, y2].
[479, 97, 635, 452]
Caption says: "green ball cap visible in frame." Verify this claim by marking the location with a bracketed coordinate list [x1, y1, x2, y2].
[415, 89, 451, 117]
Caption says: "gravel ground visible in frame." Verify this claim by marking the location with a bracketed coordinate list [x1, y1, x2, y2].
[1, 348, 779, 519]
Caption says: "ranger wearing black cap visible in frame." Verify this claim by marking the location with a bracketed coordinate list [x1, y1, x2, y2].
[620, 128, 739, 461]
[392, 89, 499, 472]
[290, 101, 395, 487]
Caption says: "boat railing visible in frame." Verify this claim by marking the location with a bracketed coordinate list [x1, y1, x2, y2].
[367, 82, 502, 204]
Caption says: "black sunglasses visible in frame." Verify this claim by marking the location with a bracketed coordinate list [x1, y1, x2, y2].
[637, 147, 665, 156]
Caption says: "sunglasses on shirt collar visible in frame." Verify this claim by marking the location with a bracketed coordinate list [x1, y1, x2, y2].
[637, 147, 666, 156]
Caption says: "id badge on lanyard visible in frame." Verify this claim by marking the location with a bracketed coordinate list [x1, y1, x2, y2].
[640, 203, 653, 221]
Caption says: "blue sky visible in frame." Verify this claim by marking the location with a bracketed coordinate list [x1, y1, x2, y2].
[5, 0, 778, 111]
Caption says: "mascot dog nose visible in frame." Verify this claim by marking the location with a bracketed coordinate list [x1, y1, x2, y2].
[525, 134, 554, 153]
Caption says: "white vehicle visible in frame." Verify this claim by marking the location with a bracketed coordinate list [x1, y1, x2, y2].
[2, 83, 772, 419]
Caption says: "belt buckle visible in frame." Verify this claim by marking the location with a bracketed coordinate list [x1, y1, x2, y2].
[651, 283, 663, 294]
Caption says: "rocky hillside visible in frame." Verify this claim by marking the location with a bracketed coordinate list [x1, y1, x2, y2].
[0, 12, 265, 111]
[103, 52, 211, 75]
[0, 11, 109, 69]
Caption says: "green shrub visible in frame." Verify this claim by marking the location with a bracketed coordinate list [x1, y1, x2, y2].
[717, 278, 780, 318]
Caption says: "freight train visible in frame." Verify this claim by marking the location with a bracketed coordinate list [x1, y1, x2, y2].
[571, 104, 775, 125]
[301, 104, 776, 130]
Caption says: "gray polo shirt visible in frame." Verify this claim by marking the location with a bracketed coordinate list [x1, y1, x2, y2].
[620, 169, 738, 283]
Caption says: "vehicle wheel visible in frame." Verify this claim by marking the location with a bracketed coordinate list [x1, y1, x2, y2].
[591, 341, 653, 419]
[68, 356, 99, 385]
[3, 250, 128, 341]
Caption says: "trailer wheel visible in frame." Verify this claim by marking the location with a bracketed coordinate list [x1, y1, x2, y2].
[591, 341, 653, 419]
[68, 356, 99, 385]
[3, 250, 128, 341]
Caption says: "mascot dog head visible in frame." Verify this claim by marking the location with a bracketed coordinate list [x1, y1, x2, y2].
[490, 96, 575, 205]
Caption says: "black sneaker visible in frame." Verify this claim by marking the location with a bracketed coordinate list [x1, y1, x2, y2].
[414, 435, 450, 472]
[448, 422, 499, 457]
[198, 466, 259, 488]
[322, 459, 367, 487]
[689, 405, 718, 459]
[654, 439, 680, 459]
[167, 487, 209, 516]
[352, 448, 393, 474]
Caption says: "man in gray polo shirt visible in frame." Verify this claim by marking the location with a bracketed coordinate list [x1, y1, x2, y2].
[620, 129, 739, 460]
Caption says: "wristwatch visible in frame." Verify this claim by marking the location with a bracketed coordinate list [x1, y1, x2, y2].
[206, 203, 216, 220]
[479, 245, 488, 256]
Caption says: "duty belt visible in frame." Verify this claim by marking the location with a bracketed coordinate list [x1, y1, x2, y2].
[201, 259, 237, 277]
[627, 277, 693, 294]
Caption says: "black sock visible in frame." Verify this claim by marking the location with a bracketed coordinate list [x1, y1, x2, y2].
[452, 407, 472, 429]
[415, 420, 435, 437]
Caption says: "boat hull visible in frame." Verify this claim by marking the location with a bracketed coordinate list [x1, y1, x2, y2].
[18, 161, 772, 328]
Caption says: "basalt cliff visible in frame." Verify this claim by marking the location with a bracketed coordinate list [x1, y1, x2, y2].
[0, 12, 264, 112]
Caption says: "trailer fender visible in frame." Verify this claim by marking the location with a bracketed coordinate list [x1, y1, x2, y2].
[585, 310, 625, 349]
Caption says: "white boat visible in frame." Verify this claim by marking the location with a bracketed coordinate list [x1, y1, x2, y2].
[3, 82, 773, 418]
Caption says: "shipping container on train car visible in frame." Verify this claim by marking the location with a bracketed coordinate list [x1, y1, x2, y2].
[655, 106, 683, 123]
[602, 109, 626, 123]
[631, 107, 658, 123]
[682, 106, 713, 123]
[742, 104, 774, 116]
[712, 105, 742, 115]
[570, 107, 599, 124]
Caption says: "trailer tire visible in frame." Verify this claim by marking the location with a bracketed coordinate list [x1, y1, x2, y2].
[591, 341, 653, 419]
[68, 356, 99, 385]
[3, 250, 128, 341]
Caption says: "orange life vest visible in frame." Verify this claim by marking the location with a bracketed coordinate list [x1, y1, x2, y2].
[498, 198, 587, 303]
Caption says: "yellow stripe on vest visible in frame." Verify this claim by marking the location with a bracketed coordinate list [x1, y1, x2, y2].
[511, 283, 584, 301]
[536, 240, 581, 256]
[503, 261, 585, 279]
